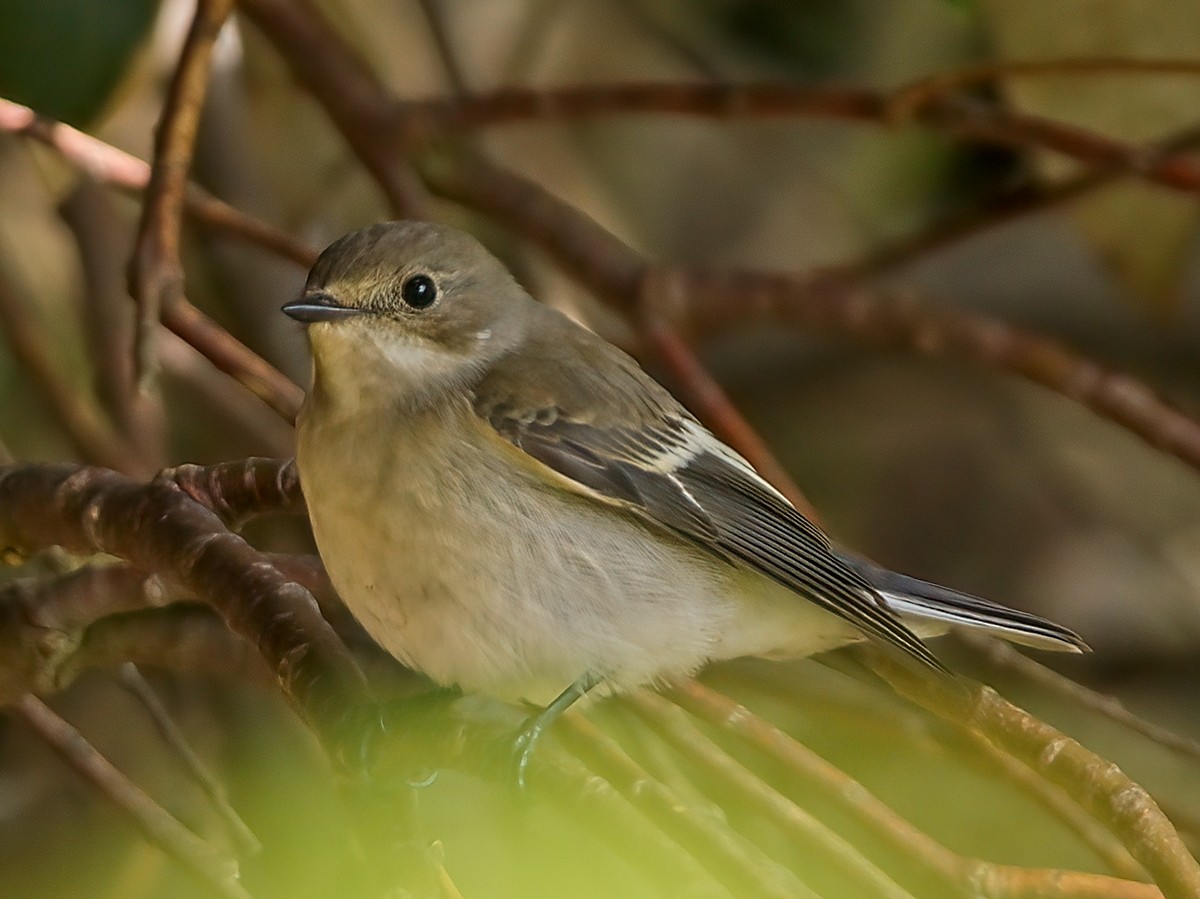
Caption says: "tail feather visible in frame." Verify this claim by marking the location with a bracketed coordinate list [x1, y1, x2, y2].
[840, 554, 1089, 654]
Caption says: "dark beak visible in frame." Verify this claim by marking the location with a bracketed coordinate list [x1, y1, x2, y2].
[281, 292, 364, 323]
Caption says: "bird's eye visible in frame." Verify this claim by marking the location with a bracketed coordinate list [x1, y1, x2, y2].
[400, 274, 438, 309]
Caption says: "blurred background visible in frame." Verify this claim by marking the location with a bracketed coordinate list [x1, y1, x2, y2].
[1, 0, 1199, 896]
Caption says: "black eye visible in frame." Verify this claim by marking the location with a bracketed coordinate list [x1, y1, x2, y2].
[400, 274, 437, 309]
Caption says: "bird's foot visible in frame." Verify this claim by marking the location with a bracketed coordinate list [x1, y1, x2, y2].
[509, 712, 551, 791]
[504, 674, 602, 790]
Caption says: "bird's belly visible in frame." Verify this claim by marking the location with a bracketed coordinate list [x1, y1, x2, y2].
[297, 408, 867, 702]
[298, 416, 757, 701]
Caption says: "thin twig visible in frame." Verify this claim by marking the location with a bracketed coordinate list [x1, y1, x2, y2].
[557, 710, 820, 899]
[0, 97, 317, 266]
[118, 662, 263, 857]
[626, 689, 916, 899]
[890, 57, 1200, 122]
[666, 269, 1200, 475]
[130, 0, 236, 387]
[403, 83, 1200, 192]
[13, 694, 252, 899]
[943, 714, 1146, 881]
[162, 300, 303, 423]
[0, 564, 171, 702]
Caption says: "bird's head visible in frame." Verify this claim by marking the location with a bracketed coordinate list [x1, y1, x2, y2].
[284, 220, 528, 407]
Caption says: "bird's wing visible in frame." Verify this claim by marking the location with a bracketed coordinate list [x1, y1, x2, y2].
[474, 344, 944, 672]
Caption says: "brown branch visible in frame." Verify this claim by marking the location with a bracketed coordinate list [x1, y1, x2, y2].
[0, 463, 365, 727]
[890, 57, 1200, 122]
[234, 0, 430, 217]
[404, 83, 1200, 192]
[668, 270, 1200, 474]
[0, 97, 317, 266]
[130, 0, 236, 387]
[164, 456, 304, 526]
[941, 711, 1146, 881]
[11, 562, 167, 632]
[0, 559, 282, 700]
[0, 564, 166, 702]
[161, 300, 303, 424]
[0, 98, 306, 424]
[13, 694, 252, 899]
[858, 648, 1200, 899]
[78, 606, 271, 690]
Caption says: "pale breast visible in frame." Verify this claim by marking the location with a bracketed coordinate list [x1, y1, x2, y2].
[296, 400, 767, 702]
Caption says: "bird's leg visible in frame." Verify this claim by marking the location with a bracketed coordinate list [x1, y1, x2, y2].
[512, 672, 602, 789]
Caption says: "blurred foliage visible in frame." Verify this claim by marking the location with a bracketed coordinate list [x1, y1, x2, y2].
[0, 0, 158, 126]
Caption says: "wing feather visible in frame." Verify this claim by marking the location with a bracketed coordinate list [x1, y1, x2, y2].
[480, 391, 945, 671]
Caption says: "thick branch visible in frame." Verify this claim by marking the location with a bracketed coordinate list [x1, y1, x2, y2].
[0, 464, 364, 724]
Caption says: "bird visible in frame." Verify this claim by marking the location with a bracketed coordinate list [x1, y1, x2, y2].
[283, 220, 1086, 775]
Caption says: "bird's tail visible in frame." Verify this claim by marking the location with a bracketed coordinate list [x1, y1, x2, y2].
[840, 554, 1089, 653]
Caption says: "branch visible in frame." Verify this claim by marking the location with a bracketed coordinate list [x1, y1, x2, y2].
[405, 84, 1200, 192]
[556, 711, 820, 899]
[0, 463, 365, 726]
[0, 98, 316, 267]
[665, 270, 1200, 474]
[890, 57, 1200, 121]
[625, 690, 915, 898]
[670, 679, 1161, 899]
[958, 632, 1200, 764]
[858, 648, 1200, 899]
[130, 0, 236, 387]
[161, 300, 303, 424]
[0, 101, 308, 424]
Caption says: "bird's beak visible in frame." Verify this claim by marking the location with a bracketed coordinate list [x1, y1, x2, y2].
[281, 291, 365, 323]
